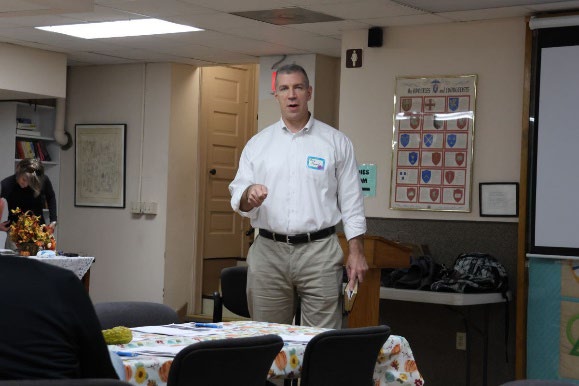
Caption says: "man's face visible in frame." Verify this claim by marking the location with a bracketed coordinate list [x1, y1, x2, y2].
[274, 72, 312, 123]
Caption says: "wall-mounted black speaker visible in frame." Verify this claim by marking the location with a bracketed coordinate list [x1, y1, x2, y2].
[368, 27, 383, 47]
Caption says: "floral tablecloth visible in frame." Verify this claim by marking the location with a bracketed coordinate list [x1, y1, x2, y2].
[110, 321, 424, 386]
[27, 256, 94, 280]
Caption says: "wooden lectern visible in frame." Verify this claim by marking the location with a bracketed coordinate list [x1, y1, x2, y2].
[338, 234, 413, 328]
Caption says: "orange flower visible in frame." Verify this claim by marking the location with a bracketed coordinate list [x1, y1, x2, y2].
[124, 365, 133, 381]
[404, 359, 417, 373]
[158, 360, 172, 382]
[274, 351, 288, 370]
[390, 343, 401, 357]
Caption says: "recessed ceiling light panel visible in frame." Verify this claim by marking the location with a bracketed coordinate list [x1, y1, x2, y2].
[36, 18, 203, 39]
[232, 7, 342, 25]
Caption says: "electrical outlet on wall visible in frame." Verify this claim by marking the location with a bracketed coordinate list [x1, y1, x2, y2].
[130, 201, 142, 214]
[456, 332, 466, 350]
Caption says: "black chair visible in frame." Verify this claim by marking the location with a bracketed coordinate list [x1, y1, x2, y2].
[501, 381, 577, 386]
[300, 325, 391, 386]
[166, 334, 284, 386]
[0, 380, 133, 386]
[213, 266, 300, 386]
[212, 265, 302, 325]
[212, 265, 251, 322]
[94, 301, 180, 329]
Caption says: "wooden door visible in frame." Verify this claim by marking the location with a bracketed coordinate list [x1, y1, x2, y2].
[197, 65, 256, 303]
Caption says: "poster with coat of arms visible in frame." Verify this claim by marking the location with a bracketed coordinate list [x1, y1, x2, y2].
[390, 75, 477, 212]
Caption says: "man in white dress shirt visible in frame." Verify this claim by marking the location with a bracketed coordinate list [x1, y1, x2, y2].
[229, 63, 367, 329]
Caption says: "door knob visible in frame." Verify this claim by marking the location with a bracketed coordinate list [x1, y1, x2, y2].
[209, 168, 216, 175]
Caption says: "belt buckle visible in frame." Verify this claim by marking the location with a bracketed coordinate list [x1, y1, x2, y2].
[286, 235, 292, 244]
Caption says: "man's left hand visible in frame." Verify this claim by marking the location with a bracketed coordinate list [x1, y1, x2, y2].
[345, 236, 368, 286]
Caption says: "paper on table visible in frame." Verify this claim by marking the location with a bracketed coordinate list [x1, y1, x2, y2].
[277, 334, 315, 344]
[131, 323, 229, 337]
[121, 345, 188, 356]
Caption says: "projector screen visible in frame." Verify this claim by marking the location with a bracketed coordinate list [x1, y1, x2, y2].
[529, 27, 579, 256]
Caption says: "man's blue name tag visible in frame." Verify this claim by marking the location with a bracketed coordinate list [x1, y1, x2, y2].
[307, 156, 325, 171]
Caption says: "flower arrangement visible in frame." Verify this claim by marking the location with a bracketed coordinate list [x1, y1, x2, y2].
[9, 208, 56, 255]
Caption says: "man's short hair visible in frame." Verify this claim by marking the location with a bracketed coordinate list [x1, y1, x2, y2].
[275, 64, 310, 88]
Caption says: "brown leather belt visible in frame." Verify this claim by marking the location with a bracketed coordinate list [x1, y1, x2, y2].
[258, 226, 336, 245]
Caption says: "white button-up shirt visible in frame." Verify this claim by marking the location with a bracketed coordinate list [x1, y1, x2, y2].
[229, 116, 366, 241]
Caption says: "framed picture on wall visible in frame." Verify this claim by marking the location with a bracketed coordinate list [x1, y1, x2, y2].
[390, 74, 477, 212]
[75, 124, 126, 208]
[479, 182, 519, 217]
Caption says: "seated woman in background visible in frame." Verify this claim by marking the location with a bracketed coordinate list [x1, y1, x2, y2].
[0, 256, 119, 380]
[0, 158, 57, 249]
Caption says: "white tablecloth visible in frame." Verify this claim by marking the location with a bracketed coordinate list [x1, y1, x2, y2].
[27, 256, 94, 279]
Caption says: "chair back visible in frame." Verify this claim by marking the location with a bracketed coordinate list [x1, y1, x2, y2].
[501, 381, 578, 386]
[300, 325, 391, 386]
[166, 334, 284, 386]
[94, 301, 179, 329]
[213, 266, 251, 322]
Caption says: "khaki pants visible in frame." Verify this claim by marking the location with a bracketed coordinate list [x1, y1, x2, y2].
[246, 233, 344, 329]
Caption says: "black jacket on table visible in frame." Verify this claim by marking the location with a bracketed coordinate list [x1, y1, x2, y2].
[0, 257, 118, 380]
[0, 174, 57, 224]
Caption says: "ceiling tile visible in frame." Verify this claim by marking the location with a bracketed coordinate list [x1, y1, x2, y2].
[287, 19, 371, 36]
[94, 0, 212, 17]
[394, 0, 567, 13]
[305, 0, 423, 20]
[358, 13, 452, 26]
[440, 6, 532, 22]
[177, 0, 289, 13]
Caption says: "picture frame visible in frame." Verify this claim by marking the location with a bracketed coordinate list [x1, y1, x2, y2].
[390, 74, 477, 212]
[479, 182, 519, 217]
[75, 124, 126, 208]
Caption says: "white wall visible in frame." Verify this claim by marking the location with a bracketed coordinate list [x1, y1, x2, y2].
[61, 63, 173, 303]
[339, 18, 525, 222]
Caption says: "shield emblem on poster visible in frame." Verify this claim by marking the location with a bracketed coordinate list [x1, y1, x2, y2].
[430, 188, 439, 201]
[432, 152, 441, 165]
[433, 118, 443, 130]
[453, 189, 463, 202]
[457, 118, 467, 129]
[406, 188, 416, 201]
[431, 79, 440, 93]
[455, 153, 465, 166]
[445, 170, 455, 183]
[423, 134, 434, 147]
[449, 97, 459, 111]
[401, 98, 412, 112]
[447, 134, 457, 148]
[408, 152, 418, 165]
[410, 116, 420, 129]
[400, 133, 410, 147]
[421, 170, 431, 183]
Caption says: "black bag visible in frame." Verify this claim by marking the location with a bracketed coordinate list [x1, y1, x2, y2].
[430, 252, 508, 294]
[382, 255, 441, 291]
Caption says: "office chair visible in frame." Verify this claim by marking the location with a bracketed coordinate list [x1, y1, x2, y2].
[501, 381, 577, 385]
[212, 265, 251, 322]
[213, 265, 301, 386]
[0, 380, 132, 386]
[94, 301, 180, 329]
[212, 265, 302, 324]
[300, 325, 391, 386]
[166, 334, 284, 386]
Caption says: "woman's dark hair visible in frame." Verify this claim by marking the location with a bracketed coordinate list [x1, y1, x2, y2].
[15, 158, 44, 197]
